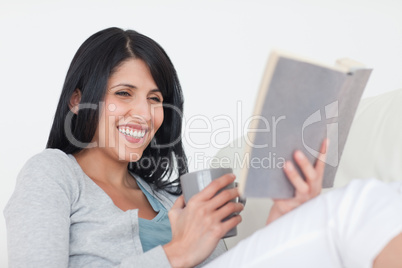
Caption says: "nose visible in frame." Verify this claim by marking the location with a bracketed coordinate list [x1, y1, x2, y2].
[129, 97, 152, 123]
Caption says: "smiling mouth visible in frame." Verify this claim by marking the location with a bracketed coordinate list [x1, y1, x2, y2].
[117, 126, 147, 139]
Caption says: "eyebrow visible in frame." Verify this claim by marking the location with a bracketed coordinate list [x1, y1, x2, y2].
[110, 83, 161, 93]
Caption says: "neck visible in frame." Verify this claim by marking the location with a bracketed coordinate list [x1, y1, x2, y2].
[73, 147, 136, 189]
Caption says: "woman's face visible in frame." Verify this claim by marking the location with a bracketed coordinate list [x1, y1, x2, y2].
[94, 58, 164, 162]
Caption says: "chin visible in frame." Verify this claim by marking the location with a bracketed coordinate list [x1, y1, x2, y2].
[114, 145, 144, 162]
[127, 151, 143, 162]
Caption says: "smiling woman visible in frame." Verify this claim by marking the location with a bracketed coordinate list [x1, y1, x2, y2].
[72, 59, 166, 217]
[4, 27, 214, 267]
[46, 28, 187, 192]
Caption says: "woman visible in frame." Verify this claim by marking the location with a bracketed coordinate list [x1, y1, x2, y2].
[4, 27, 402, 267]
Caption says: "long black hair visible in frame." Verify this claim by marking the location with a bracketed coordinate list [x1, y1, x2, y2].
[47, 27, 187, 194]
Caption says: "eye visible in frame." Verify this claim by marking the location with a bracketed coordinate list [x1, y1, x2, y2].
[115, 91, 131, 97]
[148, 96, 162, 103]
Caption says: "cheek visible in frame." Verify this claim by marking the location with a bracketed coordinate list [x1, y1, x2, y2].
[153, 107, 164, 132]
[99, 101, 124, 141]
[104, 102, 124, 126]
[94, 105, 113, 143]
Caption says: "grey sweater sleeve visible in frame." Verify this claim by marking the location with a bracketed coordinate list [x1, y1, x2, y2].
[4, 151, 173, 268]
[4, 152, 72, 267]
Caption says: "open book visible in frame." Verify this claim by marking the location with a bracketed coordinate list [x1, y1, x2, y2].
[236, 50, 372, 198]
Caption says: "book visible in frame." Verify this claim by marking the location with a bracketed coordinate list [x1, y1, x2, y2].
[236, 50, 372, 198]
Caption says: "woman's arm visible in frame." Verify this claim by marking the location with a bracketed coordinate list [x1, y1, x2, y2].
[5, 151, 225, 268]
[373, 232, 402, 268]
[4, 156, 72, 267]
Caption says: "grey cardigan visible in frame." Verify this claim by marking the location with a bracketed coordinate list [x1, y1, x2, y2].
[4, 149, 226, 267]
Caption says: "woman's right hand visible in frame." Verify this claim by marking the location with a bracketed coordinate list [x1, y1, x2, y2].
[163, 174, 244, 268]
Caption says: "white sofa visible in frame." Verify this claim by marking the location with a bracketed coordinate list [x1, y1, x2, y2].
[217, 88, 402, 249]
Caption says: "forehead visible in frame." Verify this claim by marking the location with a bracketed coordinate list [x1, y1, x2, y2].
[108, 58, 157, 89]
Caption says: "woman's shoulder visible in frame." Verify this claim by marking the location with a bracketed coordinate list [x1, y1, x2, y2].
[20, 148, 75, 175]
[17, 148, 79, 188]
[5, 149, 81, 215]
[25, 148, 72, 166]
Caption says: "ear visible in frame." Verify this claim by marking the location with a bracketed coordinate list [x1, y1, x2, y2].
[69, 89, 82, 115]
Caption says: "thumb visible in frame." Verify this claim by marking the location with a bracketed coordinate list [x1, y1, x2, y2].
[172, 195, 185, 210]
[168, 195, 185, 225]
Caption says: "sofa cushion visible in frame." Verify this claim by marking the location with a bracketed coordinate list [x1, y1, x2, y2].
[335, 88, 402, 187]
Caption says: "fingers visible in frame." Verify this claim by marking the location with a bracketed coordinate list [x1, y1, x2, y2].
[185, 173, 242, 224]
[192, 173, 236, 202]
[283, 161, 309, 195]
[212, 214, 243, 239]
[214, 201, 244, 221]
[294, 150, 317, 184]
[209, 187, 239, 208]
[184, 174, 239, 218]
[293, 150, 321, 196]
[220, 214, 242, 234]
[286, 138, 329, 196]
[315, 138, 329, 180]
[202, 213, 242, 241]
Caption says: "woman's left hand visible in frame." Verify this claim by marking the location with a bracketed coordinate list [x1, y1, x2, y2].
[266, 139, 328, 225]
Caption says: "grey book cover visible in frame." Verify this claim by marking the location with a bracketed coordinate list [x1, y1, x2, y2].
[239, 52, 372, 198]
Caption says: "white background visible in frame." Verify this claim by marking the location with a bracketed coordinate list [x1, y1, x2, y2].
[1, 0, 402, 266]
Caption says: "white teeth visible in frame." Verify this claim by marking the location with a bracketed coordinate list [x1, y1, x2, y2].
[118, 127, 146, 139]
